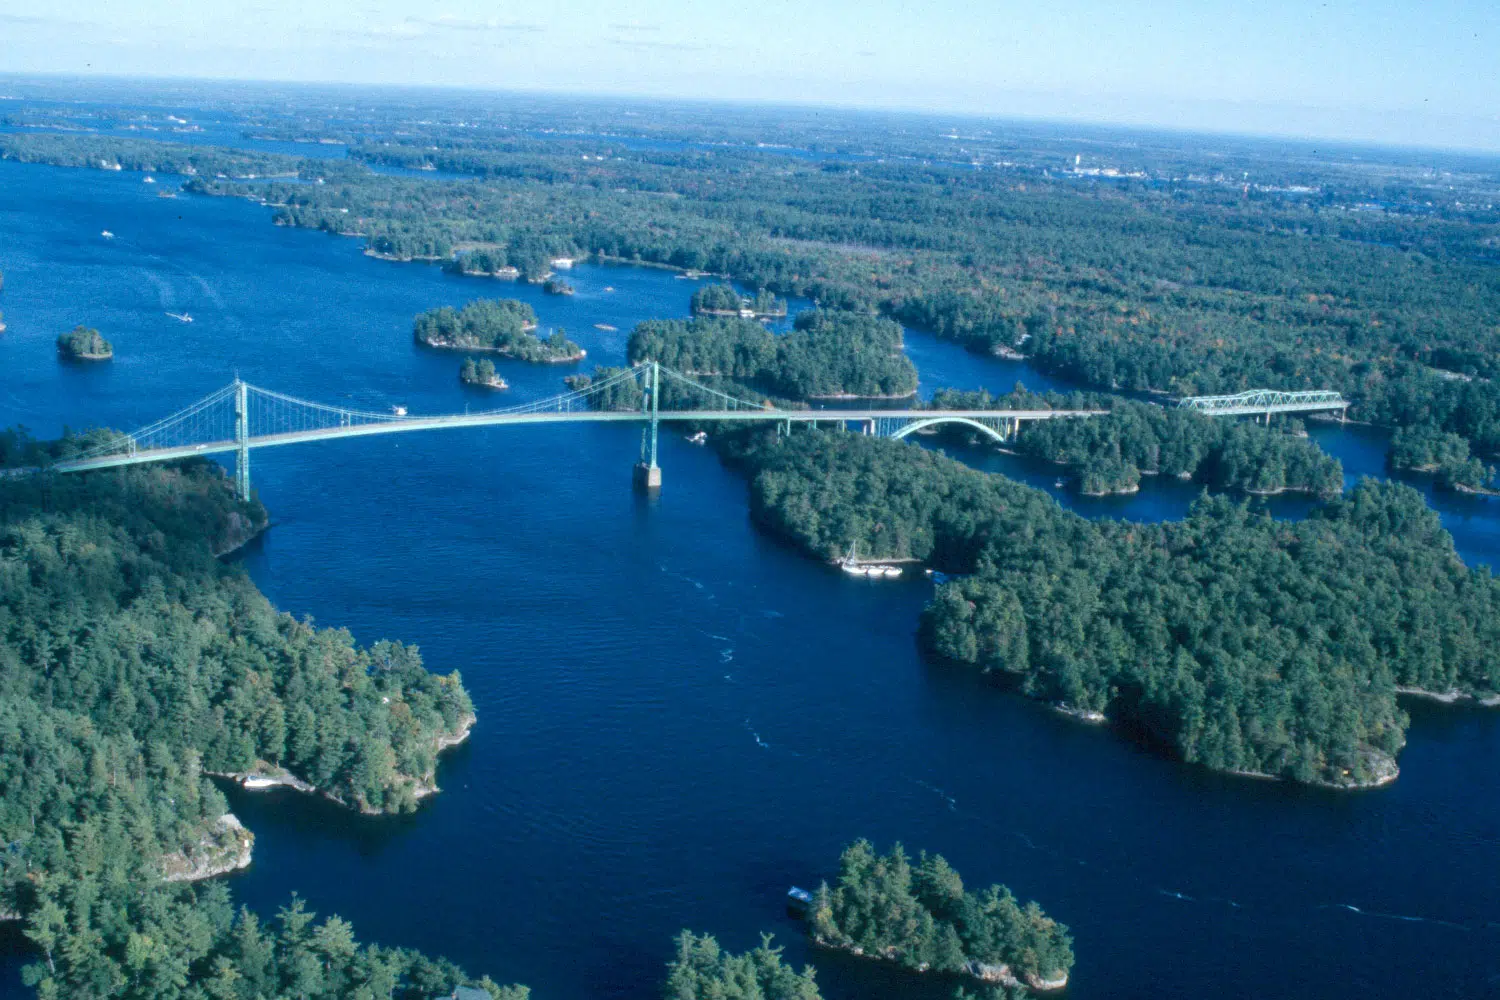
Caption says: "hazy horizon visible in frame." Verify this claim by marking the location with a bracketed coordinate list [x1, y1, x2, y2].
[5, 70, 1500, 164]
[1, 1, 1496, 153]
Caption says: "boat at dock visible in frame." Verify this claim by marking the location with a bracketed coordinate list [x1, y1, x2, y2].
[839, 542, 903, 578]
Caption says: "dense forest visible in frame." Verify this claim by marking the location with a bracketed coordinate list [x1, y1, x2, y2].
[690, 284, 787, 318]
[809, 841, 1072, 990]
[10, 131, 1500, 460]
[663, 932, 821, 1000]
[56, 325, 112, 361]
[0, 449, 512, 996]
[1012, 402, 1344, 497]
[627, 310, 915, 400]
[724, 427, 1500, 786]
[1389, 423, 1495, 491]
[413, 299, 583, 362]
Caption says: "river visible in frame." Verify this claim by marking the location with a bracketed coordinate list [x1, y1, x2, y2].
[1, 158, 1498, 999]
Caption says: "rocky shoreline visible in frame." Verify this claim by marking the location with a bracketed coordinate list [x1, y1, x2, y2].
[812, 937, 1068, 992]
[160, 813, 254, 882]
[208, 712, 476, 814]
[418, 336, 585, 363]
[1396, 686, 1500, 707]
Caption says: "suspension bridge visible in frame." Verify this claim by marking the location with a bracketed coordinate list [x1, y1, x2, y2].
[42, 363, 1347, 499]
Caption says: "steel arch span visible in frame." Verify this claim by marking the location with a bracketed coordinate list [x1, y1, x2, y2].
[888, 416, 1008, 443]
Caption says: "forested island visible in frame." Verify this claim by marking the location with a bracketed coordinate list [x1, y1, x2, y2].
[542, 277, 575, 296]
[0, 439, 517, 997]
[929, 393, 1345, 497]
[809, 841, 1073, 991]
[1389, 423, 1497, 492]
[56, 324, 112, 360]
[721, 426, 1500, 787]
[690, 283, 787, 318]
[414, 298, 584, 362]
[628, 309, 916, 400]
[460, 357, 509, 389]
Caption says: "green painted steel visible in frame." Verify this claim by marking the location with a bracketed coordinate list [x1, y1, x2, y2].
[43, 365, 1349, 483]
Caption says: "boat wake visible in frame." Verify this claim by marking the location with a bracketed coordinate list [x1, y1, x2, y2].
[1321, 903, 1471, 931]
[913, 778, 958, 812]
[744, 719, 770, 750]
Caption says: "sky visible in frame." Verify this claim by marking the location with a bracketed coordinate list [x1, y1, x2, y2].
[1, 0, 1497, 151]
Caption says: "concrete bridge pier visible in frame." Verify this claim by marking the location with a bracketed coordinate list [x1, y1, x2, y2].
[633, 461, 662, 490]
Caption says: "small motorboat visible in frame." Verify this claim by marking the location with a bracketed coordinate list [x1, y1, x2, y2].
[143, 176, 156, 184]
[100, 230, 115, 239]
[166, 312, 193, 323]
[391, 405, 408, 416]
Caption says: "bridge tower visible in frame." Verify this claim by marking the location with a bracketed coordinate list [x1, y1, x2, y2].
[234, 379, 251, 502]
[634, 361, 662, 490]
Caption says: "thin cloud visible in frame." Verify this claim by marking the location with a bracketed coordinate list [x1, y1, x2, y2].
[0, 13, 79, 26]
[610, 38, 711, 53]
[610, 22, 663, 33]
[337, 16, 544, 44]
[409, 15, 544, 33]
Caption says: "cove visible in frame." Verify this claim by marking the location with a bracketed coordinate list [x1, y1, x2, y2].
[3, 158, 1500, 999]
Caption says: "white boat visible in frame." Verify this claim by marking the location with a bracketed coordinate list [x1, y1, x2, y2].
[878, 566, 904, 578]
[391, 405, 408, 416]
[143, 175, 156, 184]
[100, 230, 115, 239]
[687, 431, 708, 444]
[241, 776, 280, 790]
[839, 542, 877, 576]
[166, 312, 193, 323]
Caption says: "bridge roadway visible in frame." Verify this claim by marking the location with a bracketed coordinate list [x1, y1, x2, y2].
[51, 407, 1108, 475]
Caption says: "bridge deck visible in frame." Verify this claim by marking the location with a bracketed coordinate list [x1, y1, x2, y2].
[52, 408, 1107, 473]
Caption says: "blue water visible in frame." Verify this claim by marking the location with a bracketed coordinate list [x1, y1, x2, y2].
[3, 158, 1500, 1000]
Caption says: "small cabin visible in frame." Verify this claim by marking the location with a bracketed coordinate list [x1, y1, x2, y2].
[441, 988, 491, 1000]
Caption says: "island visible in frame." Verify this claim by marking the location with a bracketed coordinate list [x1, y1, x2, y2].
[719, 425, 1500, 788]
[930, 391, 1346, 498]
[445, 248, 521, 279]
[628, 308, 916, 400]
[1390, 423, 1497, 493]
[0, 441, 522, 999]
[460, 357, 509, 389]
[806, 840, 1073, 991]
[691, 283, 788, 319]
[414, 298, 585, 363]
[542, 277, 575, 296]
[56, 323, 113, 360]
